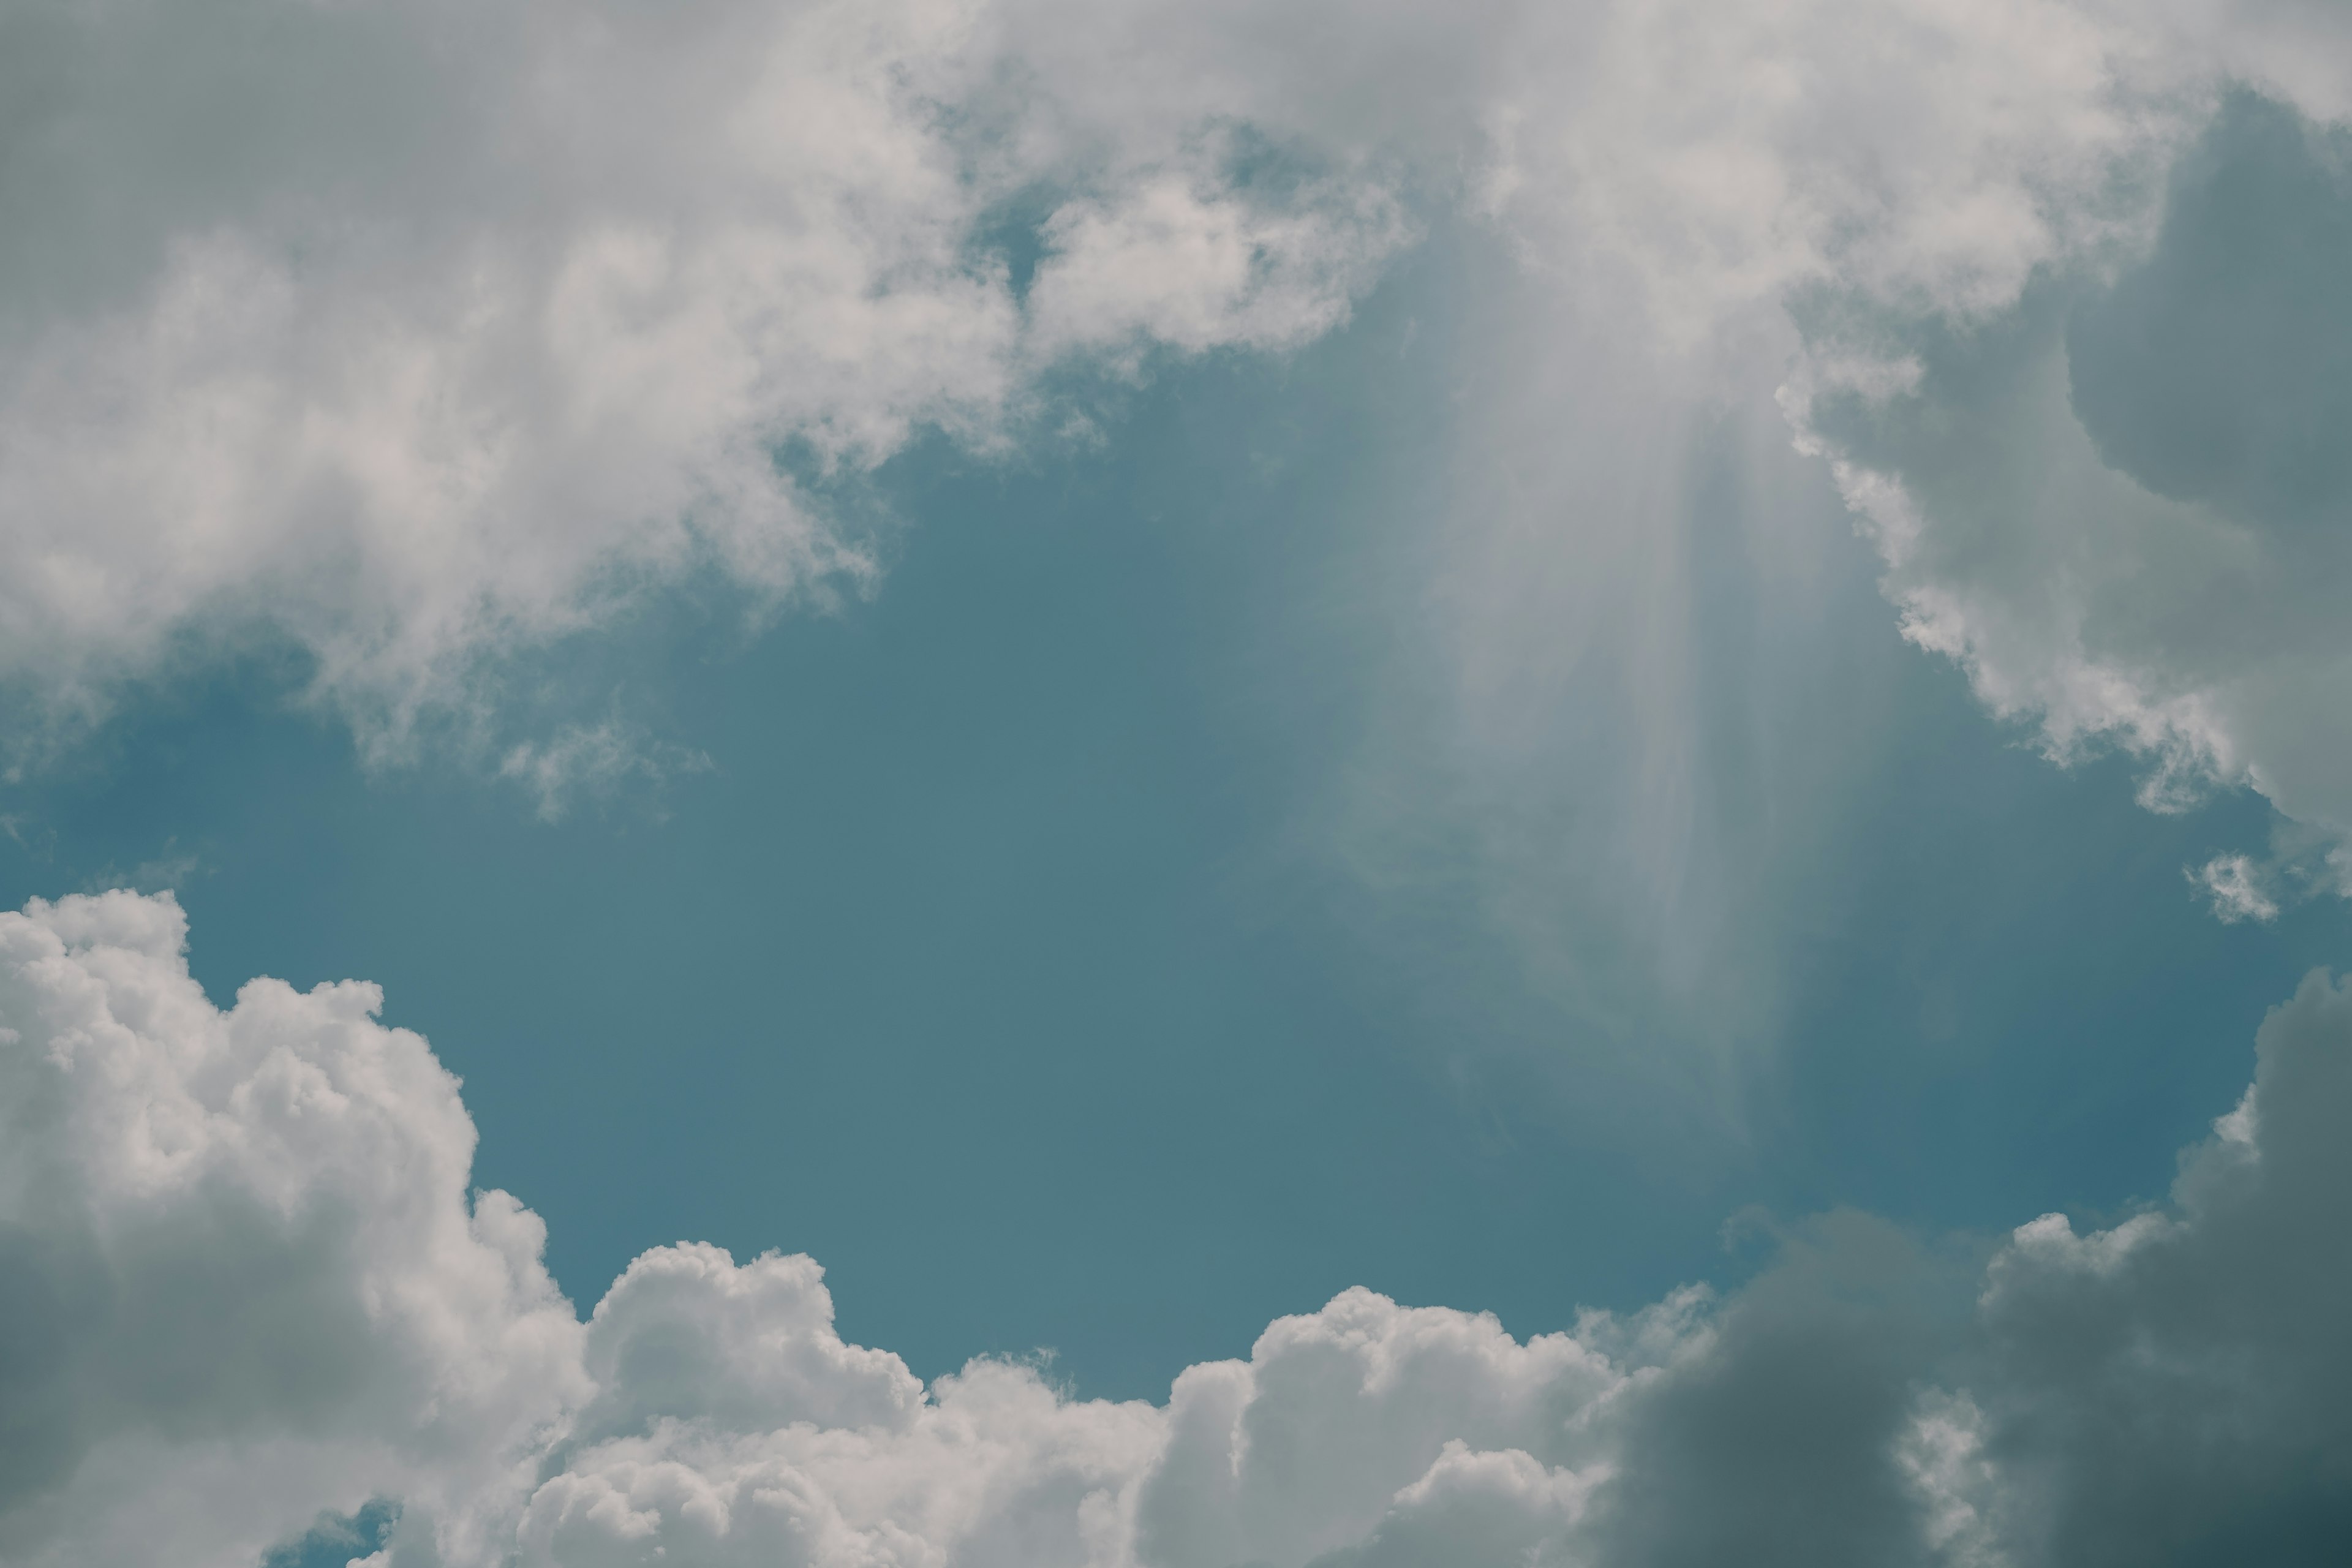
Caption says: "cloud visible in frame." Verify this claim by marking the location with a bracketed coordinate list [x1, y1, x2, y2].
[0, 0, 1404, 780]
[496, 718, 715, 824]
[3, 889, 2350, 1566]
[8, 2, 2352, 1558]
[1305, 0, 2352, 940]
[1472, 0, 2194, 340]
[0, 890, 582, 1568]
[1389, 0, 2352, 963]
[1916, 969, 2352, 1563]
[7, 0, 2351, 936]
[1275, 0, 2257, 1086]
[1781, 89, 2352, 896]
[2190, 853, 2280, 922]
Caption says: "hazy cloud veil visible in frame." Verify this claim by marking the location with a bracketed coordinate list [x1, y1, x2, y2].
[4, 0, 2352, 1564]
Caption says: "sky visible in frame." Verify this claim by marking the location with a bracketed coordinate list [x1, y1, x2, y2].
[5, 2, 2352, 1566]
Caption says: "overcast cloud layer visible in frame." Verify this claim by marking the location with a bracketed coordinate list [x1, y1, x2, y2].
[6, 891, 2349, 1567]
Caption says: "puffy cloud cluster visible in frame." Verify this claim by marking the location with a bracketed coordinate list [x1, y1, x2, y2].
[514, 1257, 1629, 1568]
[0, 0, 1404, 769]
[0, 890, 581, 1568]
[4, 890, 2350, 1567]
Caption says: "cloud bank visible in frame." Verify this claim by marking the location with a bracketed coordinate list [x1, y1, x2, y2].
[4, 0, 2350, 832]
[4, 889, 2348, 1567]
[7, 0, 2352, 924]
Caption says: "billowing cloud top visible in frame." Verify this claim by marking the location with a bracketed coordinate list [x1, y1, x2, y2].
[4, 891, 2348, 1565]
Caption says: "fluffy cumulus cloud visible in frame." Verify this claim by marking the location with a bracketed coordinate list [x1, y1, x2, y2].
[4, 889, 2350, 1567]
[0, 0, 1405, 768]
[0, 891, 582, 1568]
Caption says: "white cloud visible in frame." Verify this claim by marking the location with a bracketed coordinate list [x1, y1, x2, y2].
[0, 0, 1406, 782]
[0, 889, 582, 1568]
[1776, 80, 2352, 888]
[2190, 853, 2279, 922]
[1472, 0, 2195, 341]
[1604, 13, 2352, 903]
[1028, 168, 1408, 363]
[4, 891, 2350, 1566]
[1347, 0, 2352, 931]
[8, 0, 2352, 913]
[0, 891, 1658, 1566]
[496, 718, 714, 824]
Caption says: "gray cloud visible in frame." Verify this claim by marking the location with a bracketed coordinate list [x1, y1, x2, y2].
[1964, 970, 2352, 1565]
[1785, 83, 2352, 902]
[2069, 94, 2352, 532]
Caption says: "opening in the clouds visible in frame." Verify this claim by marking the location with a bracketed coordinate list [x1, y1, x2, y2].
[261, 1501, 399, 1568]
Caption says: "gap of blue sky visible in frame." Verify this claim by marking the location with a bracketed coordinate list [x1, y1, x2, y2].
[2, 227, 2339, 1402]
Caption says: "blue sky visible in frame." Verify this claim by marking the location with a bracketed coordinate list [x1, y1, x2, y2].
[6, 226, 2343, 1402]
[7, 5, 2352, 1566]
